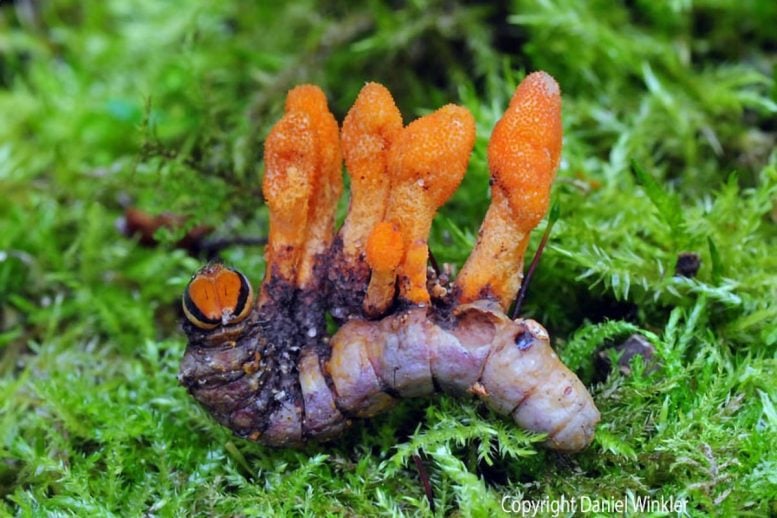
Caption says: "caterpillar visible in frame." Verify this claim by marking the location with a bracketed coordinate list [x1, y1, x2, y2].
[178, 72, 600, 452]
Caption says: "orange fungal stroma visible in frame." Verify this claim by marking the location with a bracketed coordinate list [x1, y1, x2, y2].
[340, 83, 403, 259]
[284, 85, 343, 289]
[455, 71, 562, 309]
[489, 71, 562, 231]
[261, 111, 316, 291]
[383, 104, 476, 305]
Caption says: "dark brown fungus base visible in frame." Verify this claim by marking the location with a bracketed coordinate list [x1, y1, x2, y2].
[326, 237, 371, 322]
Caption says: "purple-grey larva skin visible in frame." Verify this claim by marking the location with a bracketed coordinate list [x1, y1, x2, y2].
[179, 291, 600, 452]
[327, 301, 599, 452]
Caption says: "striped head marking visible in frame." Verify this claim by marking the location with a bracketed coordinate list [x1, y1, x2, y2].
[182, 262, 254, 330]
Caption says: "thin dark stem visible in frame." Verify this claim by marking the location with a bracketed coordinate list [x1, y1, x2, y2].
[413, 453, 435, 513]
[511, 201, 560, 320]
[427, 248, 441, 277]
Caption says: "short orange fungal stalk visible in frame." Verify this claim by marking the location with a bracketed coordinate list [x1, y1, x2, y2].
[369, 104, 476, 308]
[363, 221, 404, 315]
[455, 71, 562, 310]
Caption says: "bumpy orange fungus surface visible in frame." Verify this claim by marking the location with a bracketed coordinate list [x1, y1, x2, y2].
[285, 85, 343, 289]
[340, 83, 403, 258]
[455, 71, 562, 309]
[365, 221, 404, 273]
[388, 104, 475, 206]
[260, 75, 558, 314]
[488, 71, 561, 231]
[262, 111, 316, 288]
[382, 104, 476, 305]
[363, 220, 405, 316]
[400, 242, 433, 304]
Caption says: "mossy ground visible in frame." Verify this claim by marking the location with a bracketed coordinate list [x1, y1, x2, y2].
[1, 1, 775, 516]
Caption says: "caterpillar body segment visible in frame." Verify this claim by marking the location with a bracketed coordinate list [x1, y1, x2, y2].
[178, 72, 601, 452]
[180, 300, 598, 451]
[329, 302, 598, 452]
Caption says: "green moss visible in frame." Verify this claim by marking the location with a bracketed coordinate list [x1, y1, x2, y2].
[1, 0, 775, 515]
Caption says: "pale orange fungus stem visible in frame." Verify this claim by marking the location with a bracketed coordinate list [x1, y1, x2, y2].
[455, 71, 562, 310]
[363, 221, 404, 315]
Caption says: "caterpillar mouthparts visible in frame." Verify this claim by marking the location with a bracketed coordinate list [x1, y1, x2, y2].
[178, 72, 600, 451]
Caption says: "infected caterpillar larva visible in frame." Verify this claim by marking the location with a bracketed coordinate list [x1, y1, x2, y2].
[177, 72, 600, 451]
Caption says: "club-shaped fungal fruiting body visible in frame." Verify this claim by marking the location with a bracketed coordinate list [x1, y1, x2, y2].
[178, 72, 600, 451]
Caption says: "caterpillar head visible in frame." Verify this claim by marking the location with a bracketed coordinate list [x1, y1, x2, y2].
[181, 262, 256, 347]
[182, 262, 254, 329]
